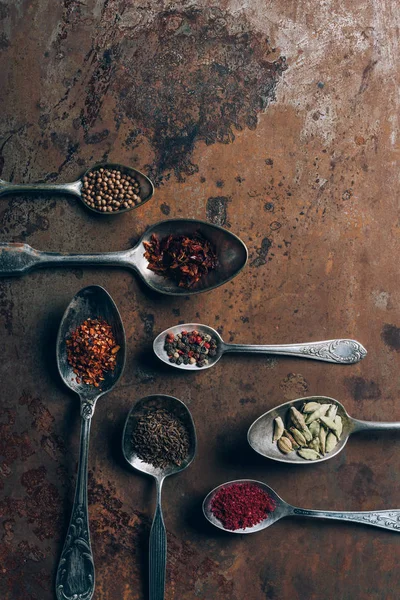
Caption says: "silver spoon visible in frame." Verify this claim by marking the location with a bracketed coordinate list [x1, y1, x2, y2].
[0, 219, 248, 295]
[122, 395, 196, 600]
[153, 323, 367, 369]
[55, 285, 126, 600]
[248, 395, 400, 465]
[0, 162, 154, 215]
[203, 479, 400, 534]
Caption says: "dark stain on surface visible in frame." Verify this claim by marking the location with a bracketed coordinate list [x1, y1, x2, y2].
[280, 373, 308, 399]
[250, 237, 272, 267]
[381, 323, 400, 351]
[206, 196, 231, 226]
[0, 282, 14, 334]
[160, 203, 171, 215]
[239, 396, 257, 405]
[0, 33, 9, 50]
[0, 2, 9, 19]
[113, 7, 286, 181]
[216, 179, 224, 188]
[345, 376, 381, 401]
[140, 312, 155, 337]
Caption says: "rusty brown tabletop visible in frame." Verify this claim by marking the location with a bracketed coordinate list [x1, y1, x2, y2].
[1, 1, 400, 599]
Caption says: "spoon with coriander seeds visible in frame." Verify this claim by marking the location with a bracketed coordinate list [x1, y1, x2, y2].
[0, 219, 248, 295]
[122, 395, 196, 600]
[0, 162, 154, 215]
[203, 479, 400, 534]
[153, 323, 367, 370]
[55, 285, 126, 600]
[248, 395, 400, 465]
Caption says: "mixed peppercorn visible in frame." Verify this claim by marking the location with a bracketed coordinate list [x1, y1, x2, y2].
[164, 329, 218, 367]
[66, 318, 120, 387]
[143, 233, 218, 288]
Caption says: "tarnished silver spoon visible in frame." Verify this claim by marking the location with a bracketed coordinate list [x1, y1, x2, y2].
[248, 395, 400, 465]
[122, 395, 196, 600]
[203, 479, 400, 534]
[153, 323, 367, 369]
[55, 285, 126, 600]
[0, 219, 248, 295]
[0, 162, 154, 215]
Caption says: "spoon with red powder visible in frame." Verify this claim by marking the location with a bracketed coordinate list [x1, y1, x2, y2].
[203, 479, 400, 534]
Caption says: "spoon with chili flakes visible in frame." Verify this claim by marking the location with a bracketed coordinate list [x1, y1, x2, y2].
[153, 322, 367, 371]
[0, 162, 154, 215]
[0, 219, 248, 295]
[203, 479, 400, 534]
[55, 285, 126, 600]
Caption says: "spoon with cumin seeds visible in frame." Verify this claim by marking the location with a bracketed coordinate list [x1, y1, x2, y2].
[122, 395, 196, 600]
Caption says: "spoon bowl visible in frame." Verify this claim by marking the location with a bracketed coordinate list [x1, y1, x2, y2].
[57, 284, 126, 400]
[133, 219, 248, 295]
[122, 394, 197, 478]
[0, 161, 154, 216]
[153, 322, 367, 369]
[203, 478, 400, 534]
[248, 395, 400, 465]
[203, 479, 286, 534]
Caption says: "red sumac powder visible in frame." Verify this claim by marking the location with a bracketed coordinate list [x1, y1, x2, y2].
[210, 483, 276, 530]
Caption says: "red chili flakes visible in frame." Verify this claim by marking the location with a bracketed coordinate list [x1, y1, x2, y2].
[66, 318, 120, 387]
[143, 232, 218, 288]
[210, 483, 276, 530]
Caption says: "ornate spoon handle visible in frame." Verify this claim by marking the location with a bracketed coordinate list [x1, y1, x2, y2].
[56, 416, 95, 600]
[149, 478, 167, 600]
[0, 178, 81, 197]
[291, 507, 400, 532]
[223, 339, 367, 364]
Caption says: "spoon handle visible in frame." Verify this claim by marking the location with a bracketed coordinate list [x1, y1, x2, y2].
[0, 243, 132, 276]
[224, 339, 367, 364]
[149, 478, 167, 600]
[351, 419, 400, 433]
[0, 179, 81, 197]
[290, 506, 400, 532]
[56, 416, 95, 600]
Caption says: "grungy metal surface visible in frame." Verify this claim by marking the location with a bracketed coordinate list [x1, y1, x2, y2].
[0, 1, 400, 599]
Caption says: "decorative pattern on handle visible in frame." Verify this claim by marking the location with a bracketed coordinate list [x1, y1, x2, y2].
[149, 503, 167, 600]
[294, 508, 400, 531]
[56, 504, 95, 600]
[299, 340, 367, 363]
[81, 401, 95, 420]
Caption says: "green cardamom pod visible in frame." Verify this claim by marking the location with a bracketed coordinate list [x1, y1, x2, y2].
[273, 416, 285, 441]
[319, 427, 326, 454]
[325, 432, 338, 453]
[277, 436, 293, 454]
[302, 401, 322, 413]
[297, 448, 321, 460]
[289, 427, 307, 447]
[327, 404, 338, 419]
[305, 404, 330, 424]
[290, 406, 307, 431]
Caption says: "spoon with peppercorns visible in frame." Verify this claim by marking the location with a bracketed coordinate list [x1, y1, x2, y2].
[203, 479, 400, 534]
[153, 323, 367, 370]
[0, 162, 154, 214]
[55, 285, 126, 600]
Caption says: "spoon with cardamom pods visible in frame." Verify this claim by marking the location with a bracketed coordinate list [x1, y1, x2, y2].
[0, 219, 248, 295]
[55, 285, 126, 600]
[248, 395, 400, 465]
[122, 395, 197, 600]
[0, 162, 154, 215]
[153, 323, 367, 369]
[203, 479, 400, 534]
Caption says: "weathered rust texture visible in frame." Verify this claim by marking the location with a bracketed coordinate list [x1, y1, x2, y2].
[1, 0, 400, 598]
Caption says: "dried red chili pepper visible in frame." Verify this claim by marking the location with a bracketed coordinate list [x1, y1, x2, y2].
[143, 232, 218, 288]
[210, 483, 276, 530]
[66, 318, 120, 387]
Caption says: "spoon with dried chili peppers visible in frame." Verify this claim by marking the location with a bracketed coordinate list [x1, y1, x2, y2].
[55, 285, 126, 600]
[203, 479, 400, 534]
[153, 323, 367, 370]
[0, 219, 248, 296]
[123, 395, 196, 600]
[0, 162, 154, 215]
